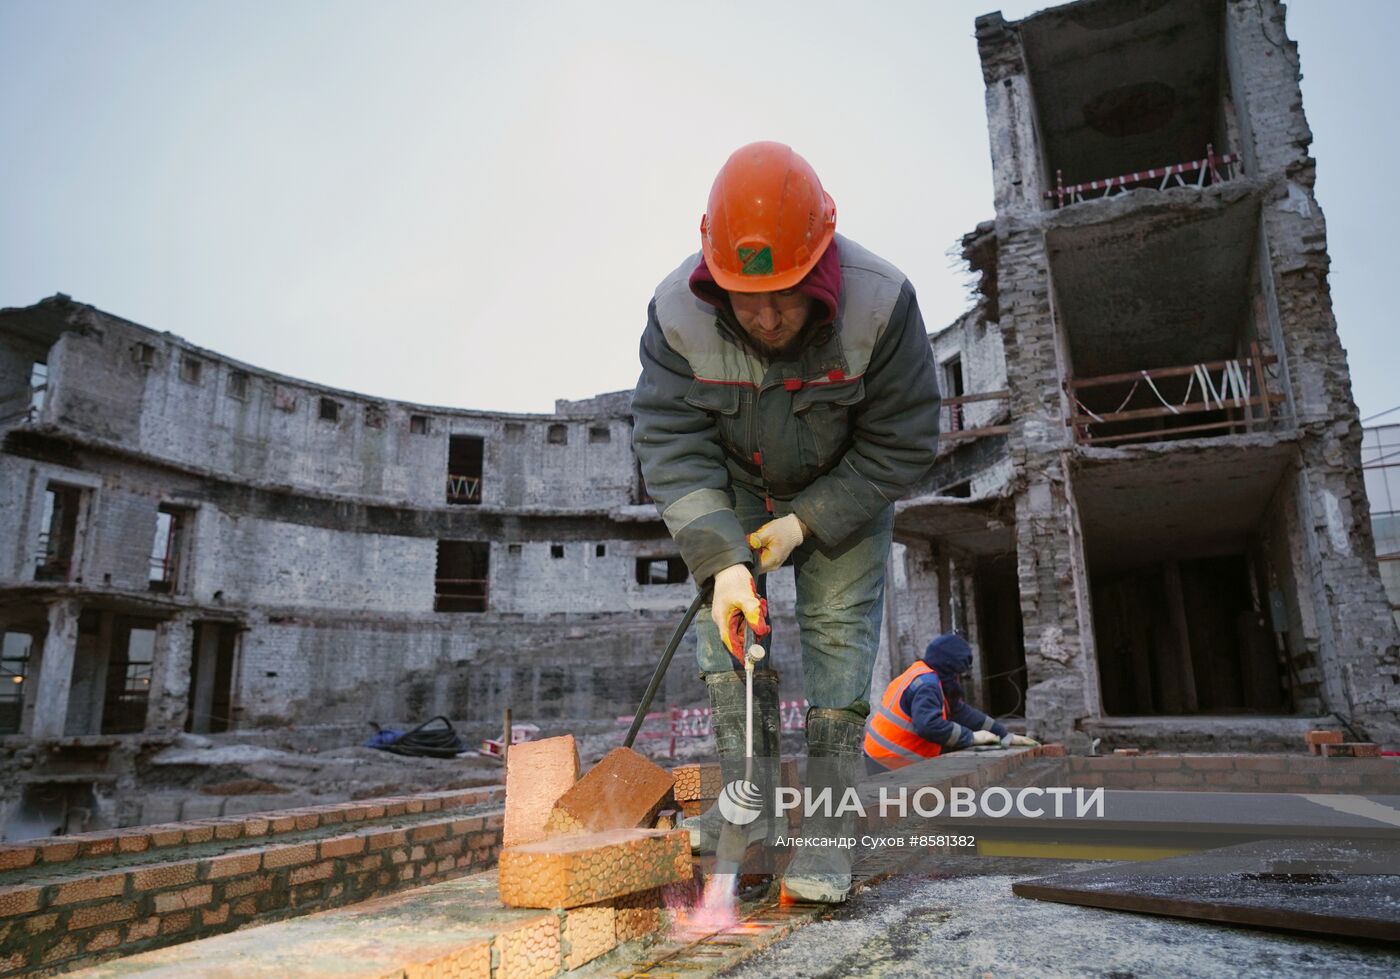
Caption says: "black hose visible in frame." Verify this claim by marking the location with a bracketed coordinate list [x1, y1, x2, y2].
[372, 715, 465, 758]
[624, 584, 712, 748]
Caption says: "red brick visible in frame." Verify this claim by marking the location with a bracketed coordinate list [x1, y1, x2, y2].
[206, 852, 263, 879]
[1037, 743, 1067, 758]
[495, 913, 561, 979]
[289, 860, 336, 885]
[160, 910, 195, 935]
[320, 835, 366, 859]
[293, 812, 319, 831]
[213, 820, 246, 841]
[1112, 748, 1140, 756]
[153, 884, 214, 913]
[223, 874, 275, 899]
[423, 797, 443, 813]
[53, 873, 126, 906]
[410, 822, 448, 844]
[360, 803, 387, 819]
[506, 735, 581, 848]
[117, 831, 152, 854]
[242, 816, 271, 837]
[132, 861, 197, 890]
[84, 927, 122, 952]
[202, 903, 231, 926]
[545, 747, 674, 836]
[150, 827, 186, 846]
[1259, 773, 1309, 787]
[127, 916, 160, 940]
[562, 903, 617, 969]
[24, 912, 58, 934]
[181, 825, 215, 844]
[1181, 755, 1235, 771]
[1322, 742, 1382, 758]
[0, 847, 37, 872]
[0, 885, 43, 916]
[614, 887, 665, 942]
[499, 828, 690, 909]
[1151, 772, 1201, 786]
[263, 843, 318, 869]
[1234, 756, 1289, 772]
[68, 899, 137, 929]
[368, 830, 407, 851]
[384, 801, 408, 818]
[40, 841, 80, 863]
[41, 935, 79, 965]
[1134, 756, 1182, 770]
[1305, 729, 1345, 746]
[269, 815, 298, 833]
[1205, 770, 1258, 788]
[78, 835, 117, 857]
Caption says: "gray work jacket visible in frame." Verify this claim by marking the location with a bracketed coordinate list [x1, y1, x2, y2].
[631, 234, 941, 584]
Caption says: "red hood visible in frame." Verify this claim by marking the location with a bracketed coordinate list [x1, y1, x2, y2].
[688, 238, 843, 327]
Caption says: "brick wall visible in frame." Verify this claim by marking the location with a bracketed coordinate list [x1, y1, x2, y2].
[0, 788, 506, 976]
[1062, 753, 1400, 793]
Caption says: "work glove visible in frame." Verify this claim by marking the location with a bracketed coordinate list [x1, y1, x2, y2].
[970, 729, 1001, 746]
[711, 564, 770, 661]
[1001, 733, 1040, 748]
[748, 514, 806, 574]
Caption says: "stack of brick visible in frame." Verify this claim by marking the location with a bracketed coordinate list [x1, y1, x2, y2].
[489, 738, 694, 972]
[0, 788, 506, 976]
[670, 759, 802, 821]
[51, 869, 688, 979]
[1305, 729, 1382, 757]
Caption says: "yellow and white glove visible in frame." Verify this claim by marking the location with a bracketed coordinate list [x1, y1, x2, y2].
[711, 564, 769, 658]
[970, 730, 1001, 746]
[747, 514, 806, 574]
[1001, 733, 1040, 748]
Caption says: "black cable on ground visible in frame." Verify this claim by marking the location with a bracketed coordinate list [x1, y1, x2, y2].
[371, 715, 465, 758]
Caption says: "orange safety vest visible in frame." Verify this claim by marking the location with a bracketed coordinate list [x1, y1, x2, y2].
[863, 661, 948, 771]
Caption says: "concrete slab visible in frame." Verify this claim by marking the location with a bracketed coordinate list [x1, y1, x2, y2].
[1014, 838, 1400, 941]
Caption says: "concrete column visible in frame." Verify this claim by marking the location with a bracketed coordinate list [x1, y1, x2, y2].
[145, 613, 195, 734]
[189, 623, 219, 734]
[28, 599, 80, 739]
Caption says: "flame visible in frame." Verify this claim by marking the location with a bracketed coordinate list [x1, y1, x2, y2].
[668, 872, 739, 936]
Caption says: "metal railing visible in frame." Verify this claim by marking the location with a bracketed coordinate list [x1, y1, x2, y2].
[1066, 347, 1282, 446]
[434, 577, 488, 612]
[1046, 145, 1240, 208]
[0, 383, 44, 425]
[940, 390, 1011, 447]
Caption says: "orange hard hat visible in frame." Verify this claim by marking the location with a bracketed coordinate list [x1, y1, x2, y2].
[699, 141, 837, 293]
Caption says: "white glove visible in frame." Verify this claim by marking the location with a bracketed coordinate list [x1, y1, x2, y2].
[970, 730, 1001, 746]
[710, 564, 768, 658]
[748, 514, 806, 574]
[1001, 733, 1040, 748]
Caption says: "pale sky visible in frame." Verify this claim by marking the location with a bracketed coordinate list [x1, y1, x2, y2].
[1, 1, 1395, 420]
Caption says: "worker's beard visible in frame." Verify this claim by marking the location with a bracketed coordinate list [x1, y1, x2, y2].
[745, 326, 808, 361]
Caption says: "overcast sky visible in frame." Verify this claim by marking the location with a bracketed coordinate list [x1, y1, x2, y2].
[1, 1, 1395, 420]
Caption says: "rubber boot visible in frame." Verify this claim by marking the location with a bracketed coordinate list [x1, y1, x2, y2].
[781, 707, 865, 904]
[680, 668, 781, 856]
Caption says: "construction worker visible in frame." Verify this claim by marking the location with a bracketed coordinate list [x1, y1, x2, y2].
[631, 141, 941, 903]
[864, 632, 1039, 774]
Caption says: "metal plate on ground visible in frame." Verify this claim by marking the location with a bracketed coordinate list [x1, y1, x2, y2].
[1013, 837, 1400, 941]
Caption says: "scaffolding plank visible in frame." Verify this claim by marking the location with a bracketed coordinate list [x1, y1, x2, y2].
[1013, 838, 1400, 942]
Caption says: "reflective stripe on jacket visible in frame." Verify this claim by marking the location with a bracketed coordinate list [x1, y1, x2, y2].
[864, 661, 947, 771]
[630, 234, 941, 585]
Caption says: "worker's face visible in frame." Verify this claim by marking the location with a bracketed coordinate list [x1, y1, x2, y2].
[728, 288, 813, 358]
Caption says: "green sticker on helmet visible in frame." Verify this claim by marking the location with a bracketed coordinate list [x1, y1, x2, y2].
[737, 246, 773, 276]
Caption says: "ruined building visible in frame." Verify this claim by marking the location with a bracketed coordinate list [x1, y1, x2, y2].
[895, 0, 1400, 751]
[1, 0, 1397, 838]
